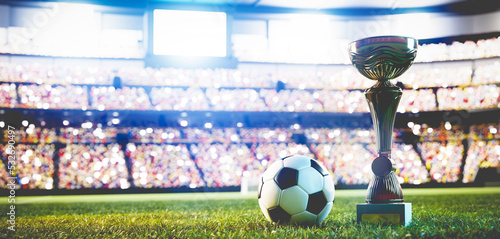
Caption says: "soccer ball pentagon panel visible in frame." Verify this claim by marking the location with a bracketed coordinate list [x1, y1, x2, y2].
[257, 155, 335, 225]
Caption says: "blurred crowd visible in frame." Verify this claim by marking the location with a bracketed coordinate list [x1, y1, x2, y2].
[234, 36, 500, 64]
[0, 63, 113, 85]
[0, 54, 499, 112]
[311, 143, 373, 185]
[207, 88, 269, 112]
[239, 128, 292, 143]
[311, 142, 430, 185]
[462, 140, 500, 183]
[0, 159, 10, 188]
[17, 84, 88, 109]
[408, 123, 466, 142]
[415, 37, 500, 62]
[0, 121, 498, 189]
[398, 89, 437, 113]
[151, 87, 210, 111]
[437, 85, 499, 110]
[128, 143, 205, 188]
[462, 124, 500, 183]
[473, 63, 500, 85]
[59, 127, 117, 144]
[398, 66, 473, 89]
[58, 144, 130, 189]
[90, 86, 151, 111]
[190, 143, 255, 187]
[128, 128, 183, 144]
[1, 83, 498, 113]
[2, 126, 58, 144]
[0, 83, 17, 108]
[305, 128, 375, 144]
[0, 62, 494, 91]
[1, 36, 499, 189]
[420, 141, 464, 183]
[259, 89, 323, 112]
[0, 144, 54, 189]
[470, 123, 500, 140]
[390, 143, 430, 185]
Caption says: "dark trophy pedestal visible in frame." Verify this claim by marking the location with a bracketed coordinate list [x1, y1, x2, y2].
[348, 36, 418, 226]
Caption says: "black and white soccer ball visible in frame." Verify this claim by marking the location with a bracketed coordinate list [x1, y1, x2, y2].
[257, 155, 335, 225]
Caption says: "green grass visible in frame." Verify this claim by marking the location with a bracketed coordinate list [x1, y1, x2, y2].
[1, 187, 499, 238]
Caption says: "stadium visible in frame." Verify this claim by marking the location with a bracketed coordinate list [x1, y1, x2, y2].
[0, 0, 499, 238]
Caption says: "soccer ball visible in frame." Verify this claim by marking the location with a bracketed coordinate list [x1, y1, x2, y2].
[257, 155, 335, 225]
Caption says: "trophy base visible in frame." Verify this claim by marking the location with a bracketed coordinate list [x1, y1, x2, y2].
[357, 203, 411, 226]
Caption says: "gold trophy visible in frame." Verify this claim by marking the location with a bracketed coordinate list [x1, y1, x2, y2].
[349, 36, 417, 226]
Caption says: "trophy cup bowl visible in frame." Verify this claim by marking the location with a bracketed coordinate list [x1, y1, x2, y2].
[349, 36, 417, 81]
[349, 36, 417, 226]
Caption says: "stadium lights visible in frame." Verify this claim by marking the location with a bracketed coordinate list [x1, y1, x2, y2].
[180, 120, 188, 127]
[26, 126, 34, 134]
[0, 121, 4, 128]
[45, 182, 53, 190]
[43, 3, 99, 57]
[407, 122, 414, 128]
[153, 9, 227, 57]
[445, 122, 452, 130]
[230, 134, 239, 142]
[412, 124, 421, 135]
[414, 124, 421, 131]
[276, 134, 285, 142]
[82, 122, 93, 129]
[127, 144, 136, 152]
[394, 13, 431, 39]
[120, 179, 130, 189]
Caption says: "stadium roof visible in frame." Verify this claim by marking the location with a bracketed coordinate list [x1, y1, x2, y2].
[4, 0, 500, 15]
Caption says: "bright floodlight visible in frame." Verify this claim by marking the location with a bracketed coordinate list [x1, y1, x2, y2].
[153, 9, 227, 57]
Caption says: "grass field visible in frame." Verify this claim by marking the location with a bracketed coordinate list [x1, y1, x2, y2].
[1, 187, 499, 238]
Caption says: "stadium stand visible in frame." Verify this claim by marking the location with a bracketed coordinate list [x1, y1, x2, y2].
[0, 36, 499, 191]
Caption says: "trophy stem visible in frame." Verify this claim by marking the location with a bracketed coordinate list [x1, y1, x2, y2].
[365, 80, 402, 156]
[365, 80, 403, 203]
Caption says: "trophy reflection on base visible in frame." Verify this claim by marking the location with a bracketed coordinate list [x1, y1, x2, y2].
[348, 36, 418, 226]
